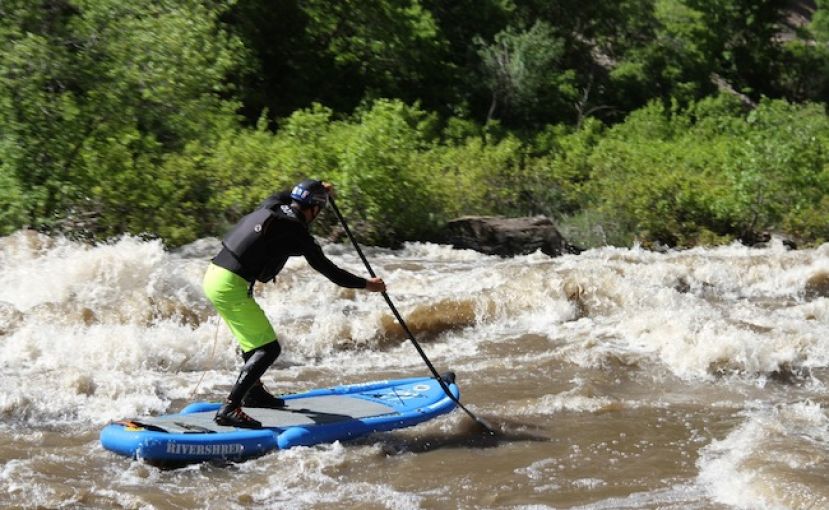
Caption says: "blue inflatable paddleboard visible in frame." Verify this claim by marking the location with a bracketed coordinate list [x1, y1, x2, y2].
[100, 373, 459, 465]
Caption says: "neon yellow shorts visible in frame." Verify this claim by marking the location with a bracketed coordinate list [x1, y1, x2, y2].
[202, 263, 277, 352]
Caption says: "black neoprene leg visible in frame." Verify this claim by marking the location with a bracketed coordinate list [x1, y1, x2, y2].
[226, 340, 281, 407]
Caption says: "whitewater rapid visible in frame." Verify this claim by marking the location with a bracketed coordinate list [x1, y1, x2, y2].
[0, 230, 827, 509]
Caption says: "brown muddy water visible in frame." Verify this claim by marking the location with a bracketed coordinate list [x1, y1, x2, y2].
[1, 231, 828, 509]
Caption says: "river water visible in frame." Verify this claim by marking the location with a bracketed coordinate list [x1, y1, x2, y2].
[0, 230, 827, 509]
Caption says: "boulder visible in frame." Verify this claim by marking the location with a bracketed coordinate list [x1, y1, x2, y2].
[804, 271, 829, 300]
[740, 231, 798, 250]
[443, 216, 580, 257]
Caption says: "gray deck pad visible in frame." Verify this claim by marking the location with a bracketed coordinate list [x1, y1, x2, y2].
[140, 395, 397, 434]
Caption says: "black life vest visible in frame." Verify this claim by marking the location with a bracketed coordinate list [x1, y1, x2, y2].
[221, 197, 304, 287]
[222, 207, 277, 262]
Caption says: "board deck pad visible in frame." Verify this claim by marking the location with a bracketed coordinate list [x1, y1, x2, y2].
[100, 373, 460, 465]
[142, 395, 397, 433]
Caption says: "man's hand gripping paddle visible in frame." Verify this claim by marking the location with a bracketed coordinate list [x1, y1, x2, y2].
[329, 198, 497, 436]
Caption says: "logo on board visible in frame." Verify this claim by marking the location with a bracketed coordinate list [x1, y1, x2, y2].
[165, 443, 244, 456]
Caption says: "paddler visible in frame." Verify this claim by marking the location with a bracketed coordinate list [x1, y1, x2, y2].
[203, 179, 386, 428]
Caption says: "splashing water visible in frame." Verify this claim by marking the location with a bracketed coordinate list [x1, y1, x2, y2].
[1, 231, 827, 509]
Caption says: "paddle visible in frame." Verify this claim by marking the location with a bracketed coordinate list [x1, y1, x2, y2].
[329, 197, 497, 436]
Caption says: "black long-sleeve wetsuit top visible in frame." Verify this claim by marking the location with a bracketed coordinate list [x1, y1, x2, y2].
[212, 192, 367, 289]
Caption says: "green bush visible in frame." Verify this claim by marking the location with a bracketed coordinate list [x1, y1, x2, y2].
[0, 167, 27, 235]
[329, 99, 441, 245]
[579, 96, 829, 247]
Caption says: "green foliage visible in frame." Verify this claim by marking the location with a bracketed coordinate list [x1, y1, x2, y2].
[722, 100, 829, 241]
[475, 21, 577, 125]
[0, 166, 27, 235]
[534, 119, 606, 217]
[580, 96, 829, 246]
[0, 1, 85, 226]
[778, 1, 829, 105]
[1, 2, 828, 250]
[228, 0, 449, 122]
[422, 131, 526, 218]
[816, 0, 829, 42]
[609, 0, 713, 107]
[779, 40, 829, 103]
[0, 0, 242, 241]
[330, 100, 440, 245]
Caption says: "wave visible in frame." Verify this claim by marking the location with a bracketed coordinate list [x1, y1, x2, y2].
[1, 230, 828, 428]
[697, 401, 829, 509]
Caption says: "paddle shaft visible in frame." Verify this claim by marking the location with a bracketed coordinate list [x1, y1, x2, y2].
[329, 198, 494, 434]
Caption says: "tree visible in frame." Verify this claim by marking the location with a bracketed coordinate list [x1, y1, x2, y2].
[777, 0, 829, 103]
[227, 0, 449, 124]
[815, 0, 829, 42]
[608, 0, 716, 109]
[0, 0, 86, 228]
[0, 0, 242, 239]
[475, 20, 577, 126]
[684, 0, 789, 100]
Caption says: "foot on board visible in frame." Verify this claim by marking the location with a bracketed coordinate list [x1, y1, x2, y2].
[242, 383, 286, 409]
[214, 404, 262, 429]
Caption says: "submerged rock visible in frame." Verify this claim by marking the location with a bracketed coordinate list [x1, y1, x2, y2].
[804, 271, 829, 300]
[443, 216, 581, 257]
[0, 302, 23, 336]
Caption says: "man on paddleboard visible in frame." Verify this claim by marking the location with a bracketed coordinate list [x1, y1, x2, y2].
[203, 179, 386, 428]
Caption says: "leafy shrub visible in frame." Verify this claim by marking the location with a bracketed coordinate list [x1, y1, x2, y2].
[581, 96, 829, 246]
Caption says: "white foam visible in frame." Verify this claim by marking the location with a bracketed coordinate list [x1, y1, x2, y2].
[564, 483, 709, 509]
[398, 241, 493, 262]
[517, 391, 619, 415]
[0, 234, 168, 312]
[516, 243, 829, 379]
[1, 233, 827, 428]
[697, 401, 829, 509]
[247, 443, 426, 510]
